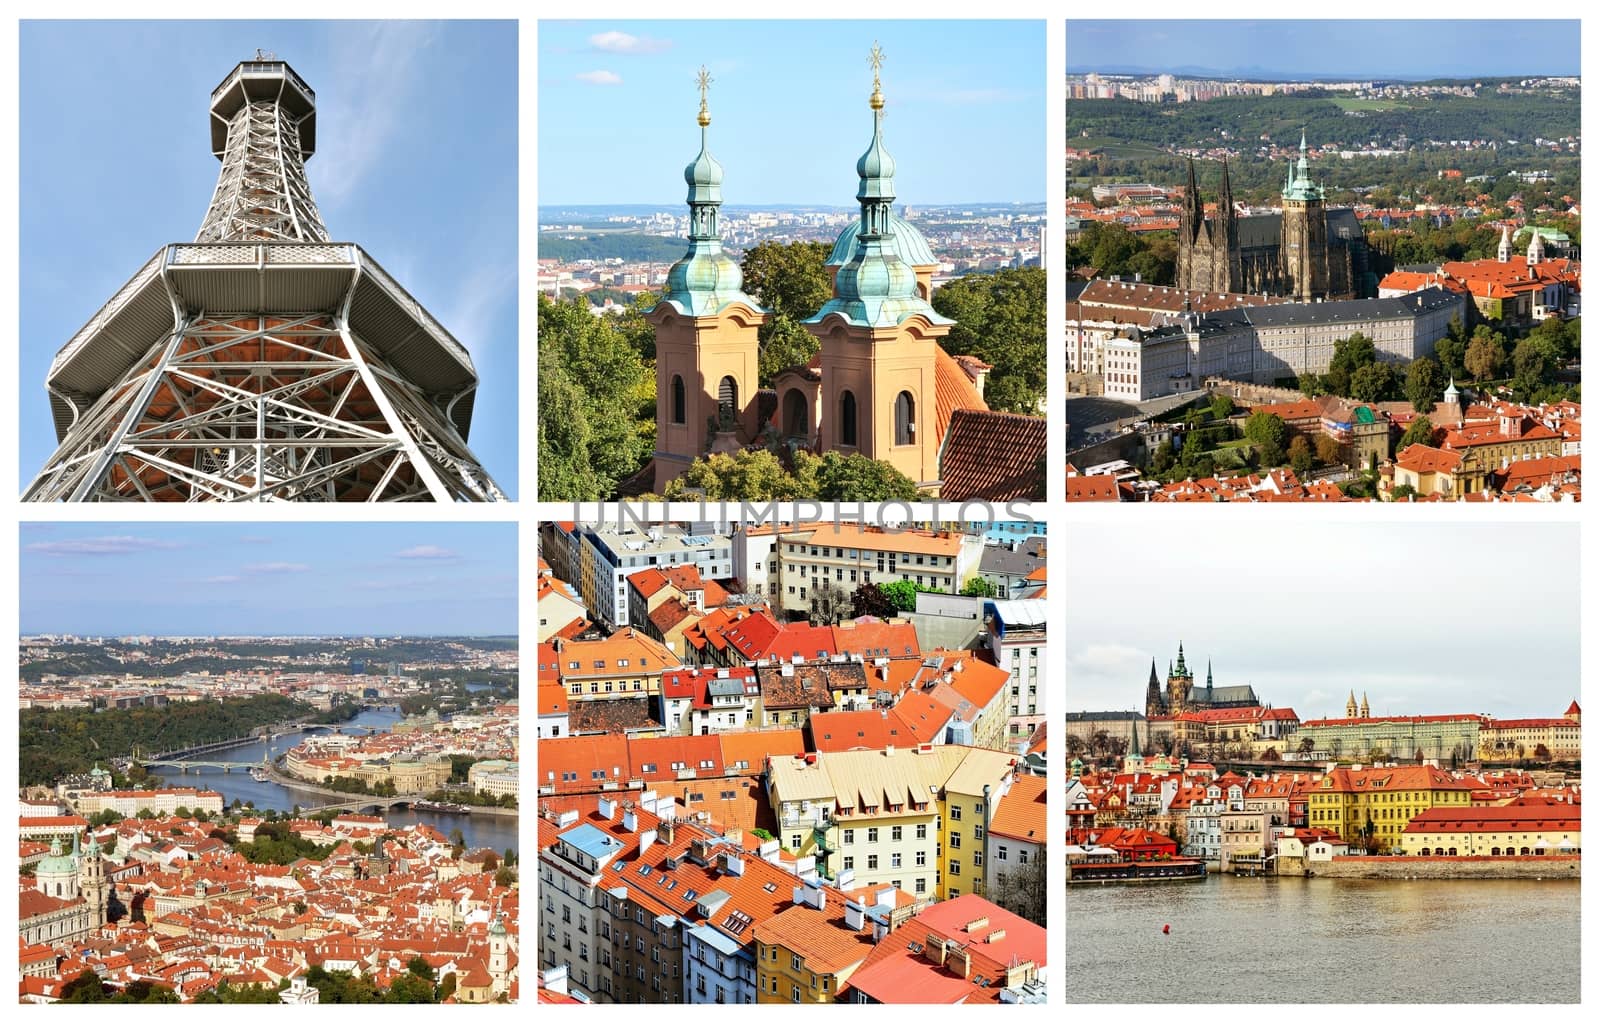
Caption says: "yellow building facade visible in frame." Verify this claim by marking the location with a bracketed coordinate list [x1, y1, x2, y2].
[1307, 765, 1474, 852]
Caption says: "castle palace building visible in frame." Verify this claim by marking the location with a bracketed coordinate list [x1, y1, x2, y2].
[1144, 642, 1260, 718]
[652, 53, 1030, 497]
[1177, 134, 1372, 303]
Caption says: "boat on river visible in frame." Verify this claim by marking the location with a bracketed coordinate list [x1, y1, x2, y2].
[1068, 858, 1207, 884]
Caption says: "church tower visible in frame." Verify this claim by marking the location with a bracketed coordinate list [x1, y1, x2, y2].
[1166, 641, 1195, 713]
[1527, 227, 1546, 269]
[487, 911, 510, 995]
[79, 832, 108, 928]
[1360, 692, 1371, 719]
[1346, 691, 1358, 718]
[1498, 224, 1514, 263]
[1145, 658, 1163, 718]
[806, 44, 953, 488]
[1280, 131, 1330, 302]
[650, 68, 766, 492]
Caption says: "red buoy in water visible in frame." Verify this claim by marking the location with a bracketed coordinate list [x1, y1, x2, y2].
[1162, 924, 1171, 935]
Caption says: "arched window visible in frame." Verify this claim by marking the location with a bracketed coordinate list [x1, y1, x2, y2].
[782, 389, 809, 439]
[718, 376, 738, 425]
[671, 375, 686, 425]
[840, 391, 858, 447]
[894, 391, 916, 445]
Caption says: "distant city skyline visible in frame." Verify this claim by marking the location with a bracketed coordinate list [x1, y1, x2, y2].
[1068, 20, 1580, 80]
[1067, 523, 1578, 720]
[539, 20, 1045, 205]
[19, 20, 521, 495]
[20, 523, 517, 636]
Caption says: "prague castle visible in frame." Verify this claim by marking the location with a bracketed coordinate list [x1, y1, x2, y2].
[1144, 641, 1261, 718]
[1176, 134, 1372, 302]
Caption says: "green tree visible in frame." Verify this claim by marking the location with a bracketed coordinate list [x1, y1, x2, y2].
[536, 294, 653, 500]
[850, 583, 896, 619]
[806, 451, 921, 501]
[1329, 332, 1378, 379]
[387, 972, 437, 1004]
[931, 267, 1047, 413]
[1314, 433, 1342, 465]
[1350, 361, 1399, 403]
[961, 576, 1000, 598]
[1210, 394, 1235, 420]
[1288, 435, 1313, 475]
[757, 313, 820, 386]
[1243, 412, 1289, 451]
[1404, 356, 1444, 412]
[663, 449, 803, 501]
[1396, 415, 1435, 454]
[1464, 328, 1508, 382]
[740, 241, 832, 324]
[878, 580, 922, 613]
[1512, 333, 1562, 392]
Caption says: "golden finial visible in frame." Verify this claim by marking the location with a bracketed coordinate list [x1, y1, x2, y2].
[696, 66, 713, 127]
[868, 42, 885, 111]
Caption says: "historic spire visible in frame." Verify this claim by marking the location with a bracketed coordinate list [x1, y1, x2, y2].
[1283, 129, 1324, 201]
[1527, 225, 1546, 267]
[659, 66, 759, 317]
[1184, 158, 1201, 240]
[1498, 224, 1513, 263]
[1360, 692, 1370, 718]
[1206, 660, 1213, 692]
[1219, 157, 1234, 221]
[1347, 691, 1358, 718]
[808, 42, 951, 330]
[685, 66, 724, 241]
[1175, 641, 1188, 677]
[856, 41, 897, 238]
[1130, 717, 1142, 758]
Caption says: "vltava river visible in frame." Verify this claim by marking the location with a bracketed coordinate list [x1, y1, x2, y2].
[1069, 875, 1579, 1002]
[146, 707, 518, 854]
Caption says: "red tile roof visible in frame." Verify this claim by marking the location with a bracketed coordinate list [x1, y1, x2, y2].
[938, 409, 1046, 501]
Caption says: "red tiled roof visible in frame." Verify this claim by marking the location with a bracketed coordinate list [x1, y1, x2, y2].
[938, 409, 1046, 501]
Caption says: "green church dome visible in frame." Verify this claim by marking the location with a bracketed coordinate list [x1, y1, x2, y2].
[807, 54, 953, 331]
[827, 213, 937, 268]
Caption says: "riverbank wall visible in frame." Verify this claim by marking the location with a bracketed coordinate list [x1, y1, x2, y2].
[1313, 855, 1580, 880]
[263, 764, 519, 817]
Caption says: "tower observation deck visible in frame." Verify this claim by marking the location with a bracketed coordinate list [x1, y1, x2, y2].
[25, 57, 506, 502]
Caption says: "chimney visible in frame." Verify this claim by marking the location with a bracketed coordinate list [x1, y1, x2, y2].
[622, 810, 638, 833]
[638, 829, 656, 856]
[598, 797, 617, 821]
[844, 900, 866, 932]
[656, 819, 675, 846]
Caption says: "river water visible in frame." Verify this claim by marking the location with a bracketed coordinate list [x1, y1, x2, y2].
[147, 707, 519, 855]
[1069, 875, 1579, 1002]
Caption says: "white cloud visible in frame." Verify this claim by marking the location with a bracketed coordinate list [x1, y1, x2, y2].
[25, 536, 181, 556]
[589, 31, 670, 55]
[243, 562, 310, 574]
[313, 21, 439, 206]
[575, 70, 623, 86]
[202, 575, 243, 585]
[396, 545, 459, 560]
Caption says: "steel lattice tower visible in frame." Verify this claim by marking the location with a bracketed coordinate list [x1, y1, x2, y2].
[25, 58, 507, 501]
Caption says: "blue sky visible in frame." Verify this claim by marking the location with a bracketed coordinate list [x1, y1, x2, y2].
[1068, 21, 1581, 79]
[1067, 523, 1578, 720]
[539, 20, 1045, 205]
[19, 21, 520, 496]
[19, 522, 518, 636]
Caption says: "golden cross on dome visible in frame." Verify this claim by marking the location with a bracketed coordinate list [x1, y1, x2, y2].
[696, 66, 713, 126]
[868, 42, 886, 110]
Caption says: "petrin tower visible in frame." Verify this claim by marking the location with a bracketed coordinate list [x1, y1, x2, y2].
[26, 55, 505, 501]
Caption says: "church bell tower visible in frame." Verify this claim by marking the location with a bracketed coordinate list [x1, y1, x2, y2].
[806, 44, 953, 488]
[650, 68, 766, 492]
[1280, 131, 1329, 302]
